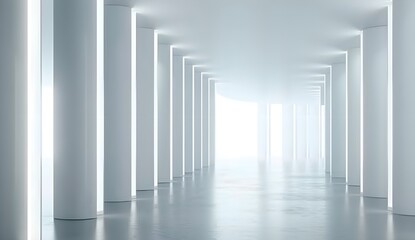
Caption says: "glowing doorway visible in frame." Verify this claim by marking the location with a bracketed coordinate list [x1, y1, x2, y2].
[270, 104, 283, 160]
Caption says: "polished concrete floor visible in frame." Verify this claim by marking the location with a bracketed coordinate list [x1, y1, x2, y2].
[43, 160, 415, 240]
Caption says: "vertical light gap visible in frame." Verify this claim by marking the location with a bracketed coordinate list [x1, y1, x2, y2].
[270, 104, 283, 160]
[207, 78, 211, 166]
[191, 66, 195, 167]
[320, 84, 325, 163]
[345, 51, 349, 183]
[329, 66, 333, 174]
[320, 88, 322, 161]
[322, 105, 326, 161]
[306, 104, 309, 159]
[131, 9, 137, 197]
[293, 104, 297, 161]
[200, 73, 205, 165]
[154, 31, 159, 185]
[270, 104, 274, 159]
[360, 32, 364, 193]
[181, 57, 186, 173]
[267, 103, 271, 161]
[169, 46, 173, 177]
[387, 2, 393, 209]
[41, 0, 54, 229]
[97, 0, 104, 214]
[203, 73, 208, 162]
[268, 104, 272, 160]
[28, 0, 42, 238]
[322, 75, 326, 161]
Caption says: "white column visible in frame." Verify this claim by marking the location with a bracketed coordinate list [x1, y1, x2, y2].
[282, 104, 294, 161]
[184, 63, 194, 173]
[136, 26, 158, 190]
[361, 26, 388, 197]
[157, 44, 173, 183]
[325, 69, 332, 173]
[295, 105, 307, 160]
[209, 81, 216, 165]
[172, 55, 185, 177]
[0, 0, 41, 237]
[393, 0, 415, 215]
[54, 0, 103, 219]
[331, 62, 347, 178]
[320, 100, 324, 160]
[104, 1, 132, 202]
[258, 103, 270, 161]
[202, 75, 210, 167]
[306, 105, 311, 159]
[347, 48, 361, 186]
[193, 69, 203, 170]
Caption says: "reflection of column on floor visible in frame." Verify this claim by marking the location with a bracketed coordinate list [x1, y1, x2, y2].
[258, 103, 270, 161]
[282, 104, 294, 161]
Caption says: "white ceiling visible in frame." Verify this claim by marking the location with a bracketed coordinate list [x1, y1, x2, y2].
[133, 0, 389, 102]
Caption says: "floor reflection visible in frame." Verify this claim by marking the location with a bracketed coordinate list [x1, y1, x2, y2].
[43, 160, 415, 240]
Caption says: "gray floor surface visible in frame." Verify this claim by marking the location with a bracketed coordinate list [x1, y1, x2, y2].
[43, 160, 415, 240]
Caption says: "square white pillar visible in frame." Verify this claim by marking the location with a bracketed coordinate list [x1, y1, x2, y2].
[172, 55, 185, 177]
[136, 27, 158, 190]
[157, 44, 173, 183]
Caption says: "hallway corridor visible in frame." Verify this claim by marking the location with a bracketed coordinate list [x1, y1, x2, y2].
[42, 160, 415, 240]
